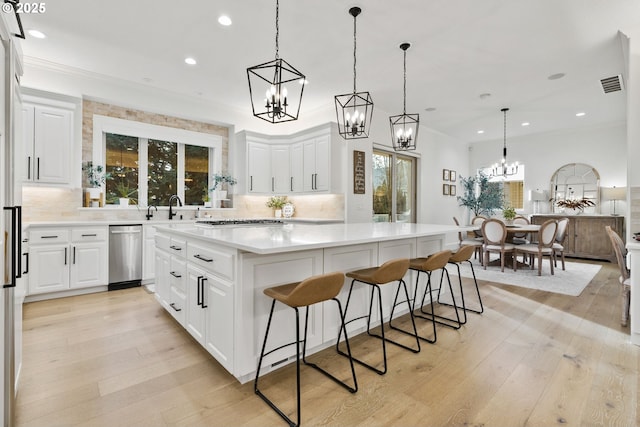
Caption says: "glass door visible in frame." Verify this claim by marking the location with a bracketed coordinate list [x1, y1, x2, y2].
[372, 150, 416, 222]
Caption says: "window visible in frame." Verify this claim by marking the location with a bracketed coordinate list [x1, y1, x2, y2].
[93, 115, 222, 207]
[373, 149, 416, 222]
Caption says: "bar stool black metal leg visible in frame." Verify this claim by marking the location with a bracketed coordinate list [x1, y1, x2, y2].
[418, 268, 462, 329]
[410, 271, 438, 343]
[387, 279, 422, 351]
[439, 261, 484, 315]
[436, 266, 468, 324]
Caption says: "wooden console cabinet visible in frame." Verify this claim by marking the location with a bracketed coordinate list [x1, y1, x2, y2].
[531, 215, 624, 262]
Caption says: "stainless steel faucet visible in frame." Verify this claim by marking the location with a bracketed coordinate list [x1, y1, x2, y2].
[168, 195, 182, 220]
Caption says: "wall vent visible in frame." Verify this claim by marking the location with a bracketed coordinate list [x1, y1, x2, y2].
[600, 75, 624, 93]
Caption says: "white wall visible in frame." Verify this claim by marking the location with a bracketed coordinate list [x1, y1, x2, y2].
[468, 122, 627, 215]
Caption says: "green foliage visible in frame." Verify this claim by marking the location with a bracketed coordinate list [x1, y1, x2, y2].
[82, 161, 111, 188]
[502, 206, 517, 220]
[266, 195, 287, 209]
[456, 172, 504, 216]
[210, 173, 237, 191]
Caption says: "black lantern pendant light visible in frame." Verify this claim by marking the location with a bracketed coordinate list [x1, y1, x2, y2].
[246, 0, 305, 124]
[490, 107, 519, 177]
[334, 6, 374, 140]
[389, 43, 419, 151]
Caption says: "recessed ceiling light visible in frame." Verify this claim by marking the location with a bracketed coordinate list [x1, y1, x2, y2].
[548, 73, 566, 80]
[142, 77, 153, 83]
[477, 130, 485, 134]
[424, 107, 437, 112]
[576, 112, 586, 117]
[521, 122, 530, 126]
[479, 93, 491, 100]
[28, 29, 46, 39]
[218, 15, 232, 26]
[185, 57, 197, 65]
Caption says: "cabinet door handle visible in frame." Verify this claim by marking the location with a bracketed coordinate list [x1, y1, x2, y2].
[197, 275, 203, 307]
[41, 235, 58, 239]
[194, 254, 213, 262]
[170, 271, 182, 278]
[169, 302, 182, 312]
[169, 245, 182, 251]
[272, 177, 274, 192]
[201, 277, 208, 308]
[250, 175, 253, 191]
[73, 246, 76, 264]
[27, 156, 31, 180]
[23, 252, 29, 275]
[37, 157, 40, 180]
[81, 233, 97, 237]
[64, 247, 67, 265]
[290, 176, 293, 192]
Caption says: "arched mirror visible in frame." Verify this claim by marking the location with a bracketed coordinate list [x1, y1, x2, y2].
[550, 163, 600, 213]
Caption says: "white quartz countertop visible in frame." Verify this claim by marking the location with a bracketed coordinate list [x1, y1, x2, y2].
[155, 222, 469, 255]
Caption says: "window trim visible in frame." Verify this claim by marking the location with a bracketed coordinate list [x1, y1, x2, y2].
[92, 115, 222, 207]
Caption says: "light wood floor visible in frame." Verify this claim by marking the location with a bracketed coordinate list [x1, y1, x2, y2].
[16, 260, 640, 427]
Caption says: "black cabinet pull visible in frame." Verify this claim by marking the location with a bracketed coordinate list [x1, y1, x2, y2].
[64, 247, 67, 265]
[73, 246, 76, 264]
[290, 177, 293, 192]
[194, 254, 213, 262]
[169, 302, 182, 312]
[41, 235, 58, 239]
[250, 175, 253, 191]
[170, 271, 182, 278]
[27, 156, 31, 180]
[81, 233, 97, 237]
[37, 157, 40, 180]
[23, 252, 29, 275]
[169, 245, 182, 251]
[272, 177, 274, 192]
[201, 277, 208, 308]
[197, 276, 203, 307]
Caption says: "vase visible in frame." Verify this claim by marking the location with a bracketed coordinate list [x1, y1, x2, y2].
[119, 197, 129, 207]
[504, 219, 514, 226]
[215, 190, 227, 200]
[204, 201, 212, 208]
[274, 209, 282, 218]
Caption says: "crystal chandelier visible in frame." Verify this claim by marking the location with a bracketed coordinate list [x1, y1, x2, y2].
[334, 7, 374, 140]
[246, 0, 305, 124]
[490, 108, 519, 177]
[389, 43, 419, 151]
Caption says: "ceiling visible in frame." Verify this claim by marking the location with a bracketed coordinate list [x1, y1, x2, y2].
[17, 0, 640, 142]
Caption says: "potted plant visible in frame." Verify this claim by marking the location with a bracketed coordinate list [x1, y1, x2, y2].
[266, 195, 288, 218]
[456, 172, 504, 218]
[502, 206, 517, 225]
[202, 186, 212, 208]
[82, 161, 111, 206]
[115, 181, 137, 207]
[210, 172, 237, 201]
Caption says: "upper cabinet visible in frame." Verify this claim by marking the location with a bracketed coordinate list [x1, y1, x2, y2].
[236, 123, 343, 195]
[22, 97, 75, 185]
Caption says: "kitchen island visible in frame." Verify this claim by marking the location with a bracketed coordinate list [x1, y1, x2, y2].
[153, 221, 466, 383]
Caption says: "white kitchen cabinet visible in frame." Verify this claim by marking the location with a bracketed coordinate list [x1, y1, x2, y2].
[22, 102, 74, 184]
[205, 273, 234, 372]
[186, 265, 207, 345]
[290, 142, 304, 192]
[154, 247, 170, 308]
[270, 144, 290, 193]
[154, 233, 187, 325]
[302, 135, 330, 192]
[142, 224, 156, 281]
[247, 141, 270, 193]
[28, 226, 108, 295]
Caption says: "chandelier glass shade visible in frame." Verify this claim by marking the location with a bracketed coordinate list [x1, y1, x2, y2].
[247, 0, 305, 124]
[490, 107, 519, 177]
[389, 42, 419, 151]
[334, 7, 374, 140]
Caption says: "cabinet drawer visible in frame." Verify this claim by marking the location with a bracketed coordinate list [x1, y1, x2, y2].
[168, 287, 186, 326]
[170, 257, 186, 292]
[169, 237, 187, 258]
[29, 228, 70, 244]
[155, 234, 170, 251]
[187, 242, 235, 280]
[71, 227, 107, 243]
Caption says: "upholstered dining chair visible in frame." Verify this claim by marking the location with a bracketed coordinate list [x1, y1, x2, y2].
[481, 218, 515, 272]
[453, 217, 482, 259]
[512, 215, 531, 245]
[552, 217, 570, 270]
[605, 226, 631, 327]
[514, 219, 558, 276]
[471, 215, 487, 238]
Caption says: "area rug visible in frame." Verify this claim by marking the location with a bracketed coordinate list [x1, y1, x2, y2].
[456, 260, 602, 296]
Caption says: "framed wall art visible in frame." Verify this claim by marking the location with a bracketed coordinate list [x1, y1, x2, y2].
[449, 184, 456, 196]
[443, 183, 450, 195]
[353, 150, 366, 194]
[443, 169, 450, 181]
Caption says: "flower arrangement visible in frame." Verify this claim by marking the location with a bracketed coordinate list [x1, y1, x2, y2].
[554, 198, 595, 211]
[82, 161, 111, 188]
[502, 206, 517, 221]
[210, 173, 237, 191]
[266, 195, 288, 210]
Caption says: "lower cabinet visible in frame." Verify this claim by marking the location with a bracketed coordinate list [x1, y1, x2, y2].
[29, 226, 108, 295]
[531, 215, 624, 262]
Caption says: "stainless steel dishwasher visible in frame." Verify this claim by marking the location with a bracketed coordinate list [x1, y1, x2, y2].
[109, 224, 142, 290]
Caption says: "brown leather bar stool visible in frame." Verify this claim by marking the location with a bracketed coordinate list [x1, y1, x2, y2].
[443, 245, 484, 322]
[407, 249, 462, 343]
[255, 272, 357, 427]
[337, 258, 420, 376]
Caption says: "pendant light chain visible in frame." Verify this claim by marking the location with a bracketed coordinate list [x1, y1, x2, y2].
[352, 10, 357, 93]
[274, 0, 279, 59]
[403, 48, 407, 114]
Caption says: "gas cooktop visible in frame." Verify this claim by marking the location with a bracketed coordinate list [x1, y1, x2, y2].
[195, 219, 284, 226]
